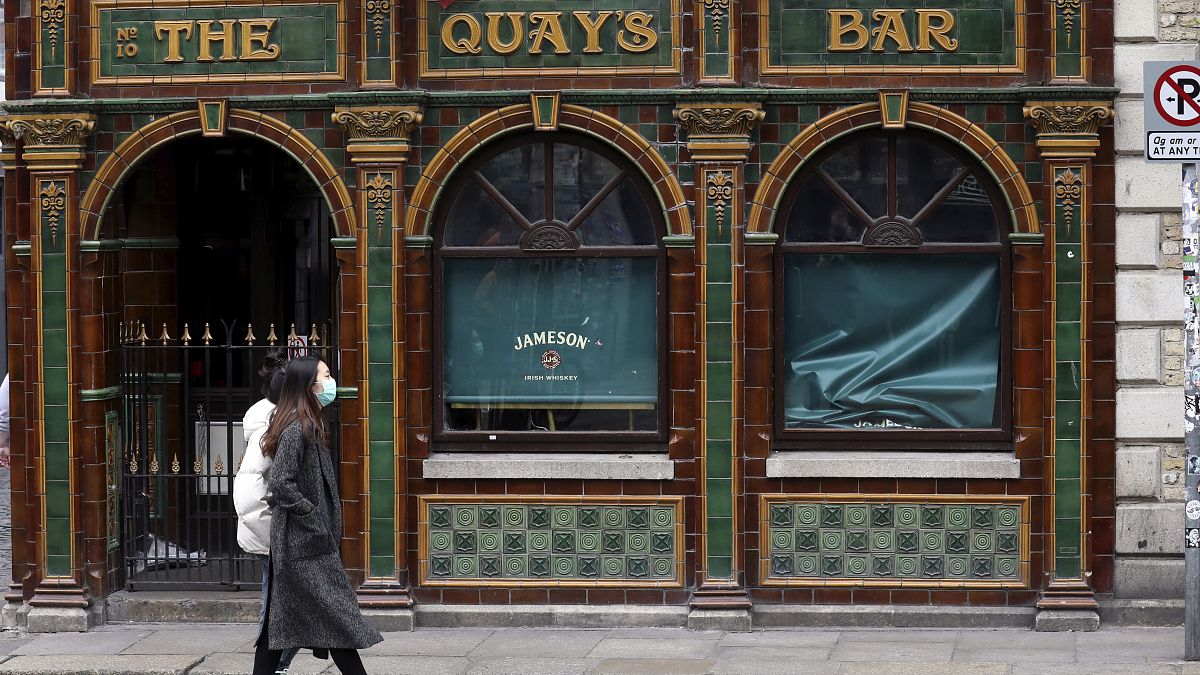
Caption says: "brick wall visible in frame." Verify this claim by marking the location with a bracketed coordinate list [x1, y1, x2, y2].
[1112, 0, 1199, 599]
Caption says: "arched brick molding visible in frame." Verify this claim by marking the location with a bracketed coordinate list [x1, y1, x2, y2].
[80, 109, 356, 241]
[747, 102, 1039, 235]
[404, 103, 692, 238]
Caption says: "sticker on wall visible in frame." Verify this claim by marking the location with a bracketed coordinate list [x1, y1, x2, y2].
[1187, 500, 1200, 520]
[1187, 528, 1200, 548]
[1189, 455, 1200, 476]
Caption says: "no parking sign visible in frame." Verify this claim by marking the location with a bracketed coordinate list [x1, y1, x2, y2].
[1146, 61, 1200, 161]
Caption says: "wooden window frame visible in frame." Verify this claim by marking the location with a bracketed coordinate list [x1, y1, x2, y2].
[773, 130, 1014, 450]
[432, 133, 669, 450]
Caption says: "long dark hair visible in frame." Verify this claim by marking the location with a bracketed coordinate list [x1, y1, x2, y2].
[260, 356, 327, 459]
[258, 348, 287, 404]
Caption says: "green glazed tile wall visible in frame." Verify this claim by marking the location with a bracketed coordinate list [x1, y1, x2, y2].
[365, 170, 396, 578]
[363, 3, 393, 82]
[1053, 1, 1083, 78]
[1052, 165, 1085, 580]
[422, 502, 681, 584]
[763, 499, 1027, 584]
[38, 177, 73, 577]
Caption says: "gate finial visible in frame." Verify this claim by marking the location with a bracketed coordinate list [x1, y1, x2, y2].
[181, 323, 192, 344]
[267, 323, 278, 346]
[309, 323, 320, 345]
[202, 323, 213, 345]
[137, 321, 149, 344]
[245, 323, 256, 345]
[159, 323, 171, 345]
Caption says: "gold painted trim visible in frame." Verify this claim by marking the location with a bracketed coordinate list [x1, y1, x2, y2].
[198, 99, 228, 137]
[416, 0, 682, 79]
[404, 103, 691, 238]
[530, 92, 561, 131]
[758, 494, 1032, 589]
[879, 91, 909, 129]
[746, 102, 1038, 236]
[417, 495, 686, 588]
[757, 0, 1026, 76]
[88, 0, 348, 86]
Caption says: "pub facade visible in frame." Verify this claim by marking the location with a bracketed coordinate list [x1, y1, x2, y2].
[1, 0, 1118, 631]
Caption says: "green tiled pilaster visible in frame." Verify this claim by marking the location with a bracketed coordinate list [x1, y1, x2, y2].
[365, 170, 396, 578]
[37, 0, 67, 90]
[1053, 1, 1084, 78]
[38, 177, 72, 577]
[700, 0, 732, 81]
[363, 0, 394, 83]
[702, 168, 735, 582]
[1052, 165, 1085, 580]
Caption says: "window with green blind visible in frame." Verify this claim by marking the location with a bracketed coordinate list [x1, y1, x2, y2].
[435, 135, 665, 442]
[775, 131, 1010, 444]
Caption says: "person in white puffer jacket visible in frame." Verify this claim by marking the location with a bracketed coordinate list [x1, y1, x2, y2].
[234, 352, 299, 674]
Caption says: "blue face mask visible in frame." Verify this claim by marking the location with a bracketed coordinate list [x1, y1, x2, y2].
[316, 378, 337, 407]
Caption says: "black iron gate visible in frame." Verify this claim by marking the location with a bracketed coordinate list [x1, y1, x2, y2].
[120, 320, 337, 589]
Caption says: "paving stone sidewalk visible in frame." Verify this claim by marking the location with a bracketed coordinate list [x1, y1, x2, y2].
[0, 624, 1191, 674]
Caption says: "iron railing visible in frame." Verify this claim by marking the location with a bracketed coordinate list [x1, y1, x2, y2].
[120, 320, 336, 590]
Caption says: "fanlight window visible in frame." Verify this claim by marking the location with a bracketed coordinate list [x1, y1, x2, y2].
[436, 136, 663, 440]
[777, 131, 1009, 439]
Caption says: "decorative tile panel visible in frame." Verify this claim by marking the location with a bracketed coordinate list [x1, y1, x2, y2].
[760, 495, 1029, 588]
[419, 497, 684, 587]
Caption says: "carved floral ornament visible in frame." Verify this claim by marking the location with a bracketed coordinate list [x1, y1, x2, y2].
[39, 0, 66, 59]
[703, 0, 730, 39]
[706, 171, 733, 231]
[1055, 168, 1082, 233]
[674, 105, 765, 137]
[1024, 104, 1113, 136]
[331, 107, 423, 141]
[1, 116, 95, 147]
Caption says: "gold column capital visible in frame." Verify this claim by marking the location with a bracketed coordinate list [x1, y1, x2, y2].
[674, 103, 764, 162]
[1023, 101, 1113, 159]
[332, 105, 424, 164]
[0, 113, 96, 171]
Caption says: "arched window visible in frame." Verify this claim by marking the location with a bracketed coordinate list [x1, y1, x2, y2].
[775, 131, 1010, 446]
[435, 135, 665, 443]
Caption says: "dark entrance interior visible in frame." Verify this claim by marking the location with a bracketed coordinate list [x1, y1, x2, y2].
[108, 135, 338, 589]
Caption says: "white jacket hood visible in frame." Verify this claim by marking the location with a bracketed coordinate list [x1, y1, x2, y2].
[243, 398, 274, 440]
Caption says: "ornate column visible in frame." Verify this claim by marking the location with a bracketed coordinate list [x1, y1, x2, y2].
[0, 114, 96, 631]
[332, 106, 422, 627]
[674, 103, 763, 630]
[1023, 101, 1113, 630]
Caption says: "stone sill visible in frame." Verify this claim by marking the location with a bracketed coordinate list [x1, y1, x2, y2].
[766, 451, 1020, 479]
[422, 452, 674, 480]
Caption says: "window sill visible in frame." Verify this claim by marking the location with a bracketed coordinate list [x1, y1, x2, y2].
[422, 452, 674, 480]
[765, 450, 1020, 479]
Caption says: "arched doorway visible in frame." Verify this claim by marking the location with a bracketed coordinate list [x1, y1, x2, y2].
[104, 134, 340, 589]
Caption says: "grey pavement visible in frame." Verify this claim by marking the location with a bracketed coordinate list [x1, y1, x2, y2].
[0, 624, 1193, 674]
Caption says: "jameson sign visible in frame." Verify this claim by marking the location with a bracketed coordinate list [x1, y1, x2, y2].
[442, 258, 657, 404]
[90, 0, 344, 84]
[760, 0, 1024, 74]
[419, 0, 680, 77]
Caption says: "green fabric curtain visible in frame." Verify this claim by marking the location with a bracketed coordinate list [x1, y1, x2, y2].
[443, 257, 658, 405]
[782, 253, 1001, 429]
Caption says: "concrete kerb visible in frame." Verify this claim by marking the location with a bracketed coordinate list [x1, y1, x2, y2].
[752, 605, 1036, 629]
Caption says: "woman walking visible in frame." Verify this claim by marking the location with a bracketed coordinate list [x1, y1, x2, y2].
[253, 356, 382, 675]
[234, 351, 298, 674]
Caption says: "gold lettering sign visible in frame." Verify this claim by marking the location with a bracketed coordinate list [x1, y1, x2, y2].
[91, 0, 344, 85]
[827, 9, 958, 53]
[761, 0, 1023, 75]
[421, 0, 680, 78]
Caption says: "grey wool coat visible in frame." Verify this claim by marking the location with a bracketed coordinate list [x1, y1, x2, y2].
[265, 421, 382, 652]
